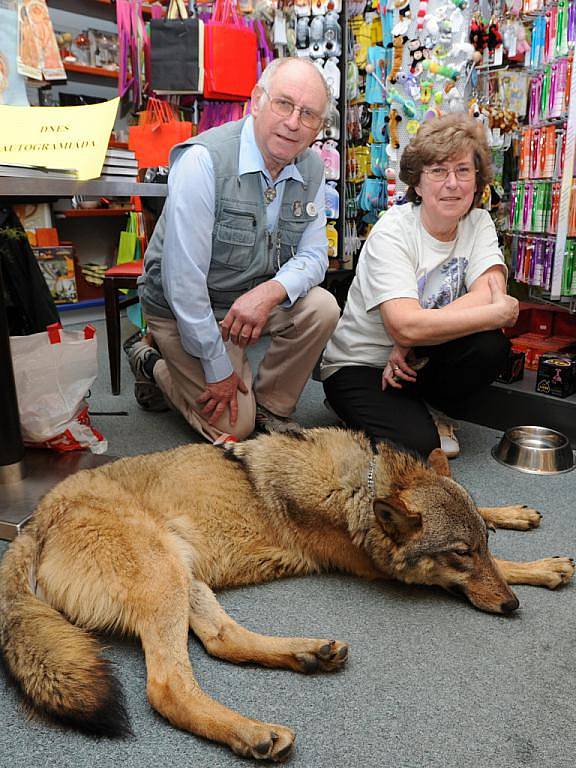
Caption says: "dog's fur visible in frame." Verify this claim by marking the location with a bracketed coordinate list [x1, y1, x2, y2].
[0, 428, 573, 760]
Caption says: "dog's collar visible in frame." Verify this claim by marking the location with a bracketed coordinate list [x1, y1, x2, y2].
[367, 457, 376, 498]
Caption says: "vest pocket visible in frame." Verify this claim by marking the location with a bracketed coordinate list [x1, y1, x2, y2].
[216, 224, 257, 247]
[214, 205, 257, 270]
[214, 221, 256, 272]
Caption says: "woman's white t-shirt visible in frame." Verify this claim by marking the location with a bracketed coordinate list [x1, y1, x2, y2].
[320, 203, 506, 380]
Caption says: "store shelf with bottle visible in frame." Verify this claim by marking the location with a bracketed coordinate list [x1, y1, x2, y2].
[482, 0, 576, 307]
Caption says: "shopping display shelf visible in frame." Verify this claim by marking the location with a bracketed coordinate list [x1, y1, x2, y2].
[458, 370, 576, 445]
[0, 177, 168, 198]
[58, 208, 135, 217]
[47, 0, 166, 20]
[63, 62, 118, 79]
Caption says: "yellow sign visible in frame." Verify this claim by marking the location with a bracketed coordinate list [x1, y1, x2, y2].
[0, 98, 119, 180]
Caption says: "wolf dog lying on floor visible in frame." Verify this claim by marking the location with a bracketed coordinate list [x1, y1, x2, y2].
[0, 428, 573, 761]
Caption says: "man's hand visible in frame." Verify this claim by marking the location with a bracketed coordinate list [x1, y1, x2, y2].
[220, 281, 287, 348]
[382, 345, 417, 391]
[196, 371, 249, 426]
[488, 275, 519, 328]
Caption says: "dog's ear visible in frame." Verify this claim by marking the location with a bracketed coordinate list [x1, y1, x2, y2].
[427, 448, 451, 478]
[374, 497, 422, 542]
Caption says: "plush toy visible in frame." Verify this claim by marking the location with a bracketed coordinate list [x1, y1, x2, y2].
[408, 38, 427, 74]
[420, 78, 433, 103]
[469, 99, 485, 121]
[385, 109, 402, 149]
[423, 13, 439, 43]
[444, 83, 464, 112]
[487, 19, 503, 51]
[469, 17, 488, 52]
[388, 35, 407, 83]
[422, 59, 460, 81]
[396, 71, 420, 100]
[387, 86, 417, 118]
[486, 105, 519, 133]
[468, 99, 492, 144]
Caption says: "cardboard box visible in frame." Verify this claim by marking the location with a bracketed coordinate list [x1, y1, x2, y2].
[510, 333, 574, 370]
[33, 245, 77, 304]
[536, 353, 576, 398]
[497, 349, 525, 383]
[506, 302, 576, 339]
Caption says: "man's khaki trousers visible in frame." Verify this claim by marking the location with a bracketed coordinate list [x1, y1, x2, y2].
[145, 286, 340, 442]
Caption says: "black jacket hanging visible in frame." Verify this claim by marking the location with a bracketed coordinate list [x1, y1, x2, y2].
[0, 206, 59, 336]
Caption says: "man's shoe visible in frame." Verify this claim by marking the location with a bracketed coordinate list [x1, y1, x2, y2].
[127, 341, 168, 412]
[432, 414, 460, 459]
[122, 329, 144, 356]
[254, 404, 303, 435]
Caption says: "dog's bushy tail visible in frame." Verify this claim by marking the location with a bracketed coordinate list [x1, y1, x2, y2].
[0, 528, 130, 737]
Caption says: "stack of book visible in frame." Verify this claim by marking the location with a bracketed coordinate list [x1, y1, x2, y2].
[99, 146, 138, 182]
[0, 164, 78, 180]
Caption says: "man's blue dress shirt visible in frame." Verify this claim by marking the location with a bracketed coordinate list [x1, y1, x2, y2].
[161, 116, 328, 383]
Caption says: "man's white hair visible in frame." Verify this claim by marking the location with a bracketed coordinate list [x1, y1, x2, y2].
[256, 57, 331, 118]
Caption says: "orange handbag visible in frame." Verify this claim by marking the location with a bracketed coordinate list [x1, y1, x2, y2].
[203, 0, 257, 101]
[128, 98, 193, 168]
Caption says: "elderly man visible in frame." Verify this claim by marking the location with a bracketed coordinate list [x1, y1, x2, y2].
[130, 57, 340, 441]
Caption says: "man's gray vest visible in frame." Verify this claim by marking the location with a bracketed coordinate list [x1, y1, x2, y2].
[139, 117, 324, 319]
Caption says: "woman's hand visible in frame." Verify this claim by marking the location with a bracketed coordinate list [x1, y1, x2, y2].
[382, 345, 419, 390]
[488, 275, 519, 328]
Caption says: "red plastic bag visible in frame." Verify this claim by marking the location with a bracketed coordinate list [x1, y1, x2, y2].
[203, 0, 257, 101]
[128, 98, 193, 168]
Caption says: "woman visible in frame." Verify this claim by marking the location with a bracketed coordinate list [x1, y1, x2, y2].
[321, 113, 518, 459]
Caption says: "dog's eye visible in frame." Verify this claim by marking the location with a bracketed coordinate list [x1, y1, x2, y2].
[452, 547, 472, 558]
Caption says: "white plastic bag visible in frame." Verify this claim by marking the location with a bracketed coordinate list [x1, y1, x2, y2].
[9, 323, 107, 453]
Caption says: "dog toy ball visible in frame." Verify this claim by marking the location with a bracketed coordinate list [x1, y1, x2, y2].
[424, 107, 442, 120]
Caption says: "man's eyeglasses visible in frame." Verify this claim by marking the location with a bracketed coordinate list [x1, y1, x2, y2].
[422, 165, 478, 182]
[260, 86, 324, 131]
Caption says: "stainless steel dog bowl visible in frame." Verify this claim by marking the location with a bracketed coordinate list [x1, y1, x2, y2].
[492, 426, 575, 475]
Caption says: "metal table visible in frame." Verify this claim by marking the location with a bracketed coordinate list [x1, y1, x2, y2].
[0, 179, 167, 539]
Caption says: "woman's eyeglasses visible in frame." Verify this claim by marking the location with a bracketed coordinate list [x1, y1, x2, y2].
[260, 87, 324, 131]
[422, 165, 477, 182]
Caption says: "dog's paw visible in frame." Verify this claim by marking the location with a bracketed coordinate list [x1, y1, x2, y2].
[535, 557, 575, 588]
[294, 639, 349, 673]
[507, 505, 542, 530]
[480, 505, 542, 530]
[235, 724, 295, 762]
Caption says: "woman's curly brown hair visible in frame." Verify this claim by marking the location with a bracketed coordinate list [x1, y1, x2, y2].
[399, 113, 493, 212]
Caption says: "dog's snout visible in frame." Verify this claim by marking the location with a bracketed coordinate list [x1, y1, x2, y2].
[501, 595, 520, 614]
